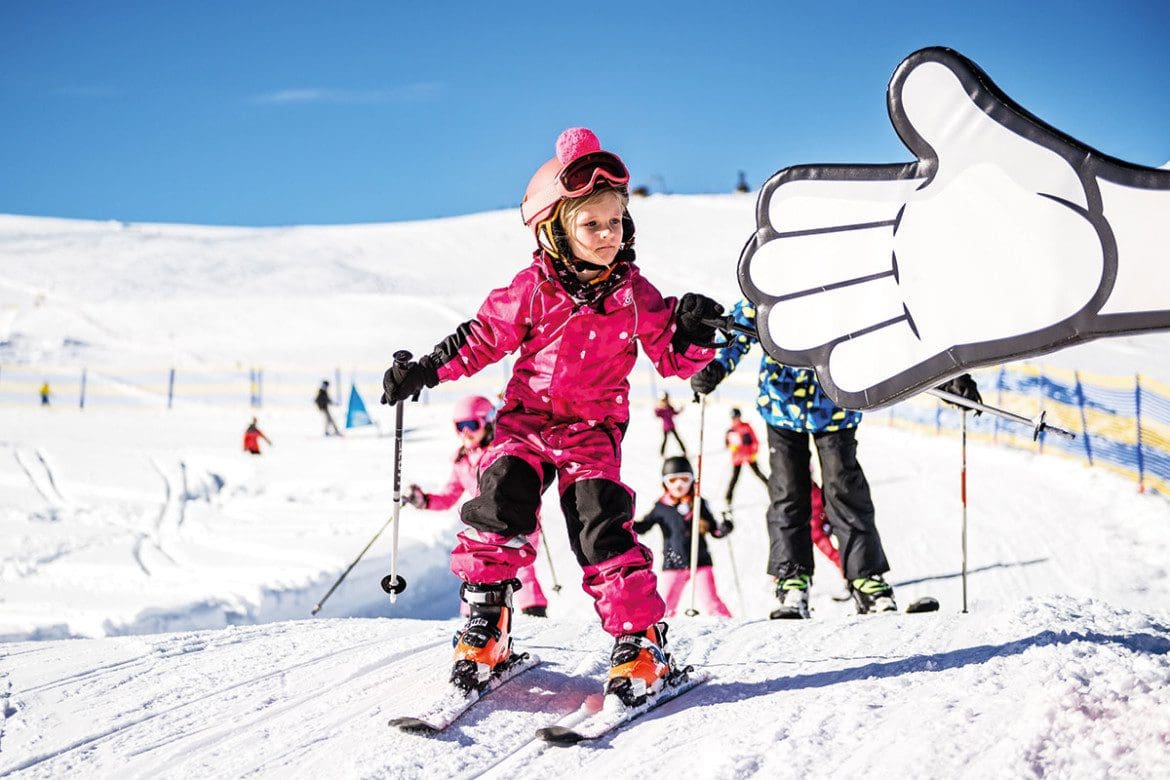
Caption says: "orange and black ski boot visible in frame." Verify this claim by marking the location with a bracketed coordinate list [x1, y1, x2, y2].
[450, 579, 521, 694]
[605, 621, 672, 707]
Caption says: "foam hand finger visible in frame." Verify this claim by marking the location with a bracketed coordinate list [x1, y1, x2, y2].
[746, 176, 923, 356]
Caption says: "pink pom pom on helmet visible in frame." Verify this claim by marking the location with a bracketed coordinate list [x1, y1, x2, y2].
[521, 126, 629, 246]
[555, 127, 601, 164]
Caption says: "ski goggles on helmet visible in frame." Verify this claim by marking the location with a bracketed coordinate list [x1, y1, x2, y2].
[454, 419, 483, 433]
[521, 150, 629, 230]
[558, 151, 629, 197]
[663, 472, 694, 487]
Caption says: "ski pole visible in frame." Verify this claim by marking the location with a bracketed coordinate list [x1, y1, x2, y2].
[926, 388, 1074, 441]
[311, 515, 395, 616]
[379, 350, 412, 603]
[699, 315, 1077, 441]
[724, 526, 746, 618]
[684, 391, 708, 617]
[961, 409, 969, 614]
[540, 530, 562, 594]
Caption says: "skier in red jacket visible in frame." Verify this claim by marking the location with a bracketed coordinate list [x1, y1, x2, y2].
[724, 408, 768, 506]
[242, 417, 272, 455]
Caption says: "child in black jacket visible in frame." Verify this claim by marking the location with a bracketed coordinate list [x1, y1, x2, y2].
[634, 456, 733, 617]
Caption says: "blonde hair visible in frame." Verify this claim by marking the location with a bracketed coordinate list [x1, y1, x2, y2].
[558, 183, 629, 233]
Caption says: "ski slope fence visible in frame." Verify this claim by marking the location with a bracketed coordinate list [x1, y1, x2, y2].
[878, 365, 1170, 499]
[0, 363, 513, 413]
[3, 360, 1169, 500]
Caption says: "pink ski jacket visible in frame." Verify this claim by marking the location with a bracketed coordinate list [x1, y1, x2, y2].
[422, 446, 483, 511]
[434, 254, 713, 423]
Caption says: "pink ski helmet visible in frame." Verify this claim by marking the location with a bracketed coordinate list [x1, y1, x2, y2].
[452, 395, 496, 428]
[520, 128, 630, 251]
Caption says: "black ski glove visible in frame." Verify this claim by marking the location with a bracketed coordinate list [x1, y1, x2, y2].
[381, 356, 439, 405]
[713, 518, 734, 538]
[935, 373, 983, 416]
[690, 360, 726, 396]
[672, 293, 725, 351]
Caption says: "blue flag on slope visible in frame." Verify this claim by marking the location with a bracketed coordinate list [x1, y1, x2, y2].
[346, 383, 373, 429]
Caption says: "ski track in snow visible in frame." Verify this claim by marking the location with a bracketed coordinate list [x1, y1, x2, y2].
[2, 204, 1170, 776]
[12, 449, 66, 516]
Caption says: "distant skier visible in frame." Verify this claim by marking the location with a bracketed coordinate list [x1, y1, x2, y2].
[39, 381, 51, 406]
[406, 396, 550, 617]
[654, 392, 687, 456]
[634, 456, 733, 618]
[314, 380, 342, 437]
[381, 127, 723, 703]
[242, 417, 272, 455]
[723, 407, 768, 506]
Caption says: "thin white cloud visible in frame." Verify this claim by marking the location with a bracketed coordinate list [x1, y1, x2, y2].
[250, 83, 442, 105]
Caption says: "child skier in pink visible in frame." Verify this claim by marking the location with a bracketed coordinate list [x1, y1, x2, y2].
[406, 395, 550, 617]
[382, 127, 724, 704]
[634, 456, 733, 618]
[655, 392, 687, 456]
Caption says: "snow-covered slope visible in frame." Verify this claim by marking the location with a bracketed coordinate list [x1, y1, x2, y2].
[1, 199, 1168, 777]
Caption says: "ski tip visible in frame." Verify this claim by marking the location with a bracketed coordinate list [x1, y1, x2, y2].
[389, 717, 441, 733]
[905, 596, 940, 613]
[537, 725, 587, 745]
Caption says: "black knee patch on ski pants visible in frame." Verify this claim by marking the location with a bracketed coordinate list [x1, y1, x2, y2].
[461, 455, 543, 537]
[561, 478, 636, 567]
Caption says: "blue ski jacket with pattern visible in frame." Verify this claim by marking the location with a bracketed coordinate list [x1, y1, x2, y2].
[713, 299, 862, 434]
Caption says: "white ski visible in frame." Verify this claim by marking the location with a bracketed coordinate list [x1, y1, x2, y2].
[536, 667, 708, 744]
[389, 653, 541, 733]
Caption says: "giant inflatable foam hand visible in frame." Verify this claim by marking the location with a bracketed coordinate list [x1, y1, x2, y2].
[741, 47, 1170, 410]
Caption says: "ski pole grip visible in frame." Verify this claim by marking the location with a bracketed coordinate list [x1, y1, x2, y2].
[390, 349, 421, 402]
[699, 316, 727, 331]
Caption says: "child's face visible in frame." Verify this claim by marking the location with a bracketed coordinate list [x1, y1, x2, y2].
[565, 191, 624, 277]
[455, 419, 487, 447]
[663, 473, 693, 500]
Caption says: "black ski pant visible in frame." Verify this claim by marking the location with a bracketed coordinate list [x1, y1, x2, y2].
[764, 425, 889, 581]
[320, 407, 341, 436]
[461, 455, 636, 567]
[725, 460, 768, 503]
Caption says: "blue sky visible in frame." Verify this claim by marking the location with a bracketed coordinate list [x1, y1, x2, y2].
[2, 1, 1168, 226]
